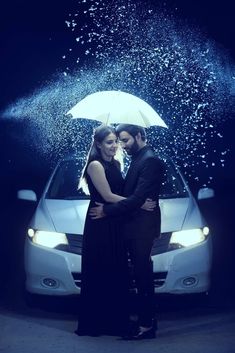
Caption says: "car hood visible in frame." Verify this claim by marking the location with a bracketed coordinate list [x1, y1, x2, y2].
[42, 197, 196, 234]
[160, 197, 191, 232]
[43, 199, 90, 234]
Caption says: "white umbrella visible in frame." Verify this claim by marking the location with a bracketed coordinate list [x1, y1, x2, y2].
[66, 90, 168, 128]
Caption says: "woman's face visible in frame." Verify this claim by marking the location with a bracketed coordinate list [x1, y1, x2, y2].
[98, 132, 118, 160]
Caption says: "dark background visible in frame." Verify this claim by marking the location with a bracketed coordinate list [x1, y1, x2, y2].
[0, 0, 234, 304]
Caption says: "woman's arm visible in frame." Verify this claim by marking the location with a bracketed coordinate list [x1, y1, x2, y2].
[87, 161, 125, 203]
[102, 157, 162, 216]
[87, 161, 156, 213]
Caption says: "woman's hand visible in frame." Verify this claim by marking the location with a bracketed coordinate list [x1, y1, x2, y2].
[141, 198, 156, 211]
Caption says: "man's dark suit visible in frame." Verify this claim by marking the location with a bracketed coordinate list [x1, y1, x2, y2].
[103, 145, 165, 327]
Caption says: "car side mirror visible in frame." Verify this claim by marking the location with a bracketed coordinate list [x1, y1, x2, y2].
[197, 187, 215, 200]
[17, 189, 37, 202]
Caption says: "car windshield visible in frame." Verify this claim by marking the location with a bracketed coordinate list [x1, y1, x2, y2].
[46, 158, 188, 200]
[160, 159, 188, 199]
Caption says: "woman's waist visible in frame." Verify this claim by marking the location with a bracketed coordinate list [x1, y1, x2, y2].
[88, 199, 109, 207]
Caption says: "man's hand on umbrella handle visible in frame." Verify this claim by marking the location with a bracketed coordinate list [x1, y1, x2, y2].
[141, 198, 156, 211]
[89, 202, 106, 219]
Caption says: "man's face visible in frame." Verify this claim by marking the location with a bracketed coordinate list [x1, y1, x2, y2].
[118, 131, 139, 156]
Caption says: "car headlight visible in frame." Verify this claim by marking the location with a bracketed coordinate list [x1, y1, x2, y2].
[27, 229, 68, 248]
[169, 227, 209, 249]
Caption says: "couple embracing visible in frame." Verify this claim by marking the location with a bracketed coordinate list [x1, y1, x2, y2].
[75, 123, 165, 340]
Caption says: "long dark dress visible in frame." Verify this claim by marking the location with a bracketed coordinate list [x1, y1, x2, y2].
[76, 159, 129, 336]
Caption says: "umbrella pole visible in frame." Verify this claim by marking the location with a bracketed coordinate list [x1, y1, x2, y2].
[105, 113, 111, 126]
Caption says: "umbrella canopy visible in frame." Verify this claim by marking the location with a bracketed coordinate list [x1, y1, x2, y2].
[66, 90, 168, 128]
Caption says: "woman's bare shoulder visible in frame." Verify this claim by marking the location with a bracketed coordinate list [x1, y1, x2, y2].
[87, 160, 104, 172]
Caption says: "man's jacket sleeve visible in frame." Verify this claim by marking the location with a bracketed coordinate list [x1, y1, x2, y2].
[103, 157, 163, 217]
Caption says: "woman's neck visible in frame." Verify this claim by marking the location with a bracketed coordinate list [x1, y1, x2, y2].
[100, 152, 112, 162]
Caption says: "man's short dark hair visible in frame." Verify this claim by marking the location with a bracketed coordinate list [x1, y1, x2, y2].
[116, 124, 146, 141]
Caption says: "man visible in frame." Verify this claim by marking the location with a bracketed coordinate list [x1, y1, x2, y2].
[89, 124, 165, 339]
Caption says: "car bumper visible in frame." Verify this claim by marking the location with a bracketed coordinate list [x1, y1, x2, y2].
[24, 238, 81, 295]
[152, 235, 212, 294]
[25, 235, 212, 296]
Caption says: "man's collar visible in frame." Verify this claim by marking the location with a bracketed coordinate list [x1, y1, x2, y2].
[131, 145, 149, 160]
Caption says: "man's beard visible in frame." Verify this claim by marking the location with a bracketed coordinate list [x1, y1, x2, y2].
[125, 140, 139, 156]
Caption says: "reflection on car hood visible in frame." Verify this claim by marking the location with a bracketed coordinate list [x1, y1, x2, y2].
[160, 197, 190, 232]
[43, 197, 191, 234]
[44, 199, 90, 234]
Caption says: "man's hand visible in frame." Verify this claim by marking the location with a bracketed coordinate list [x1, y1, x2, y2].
[141, 198, 156, 211]
[89, 202, 106, 219]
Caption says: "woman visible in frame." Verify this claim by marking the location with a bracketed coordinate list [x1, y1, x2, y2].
[75, 124, 154, 337]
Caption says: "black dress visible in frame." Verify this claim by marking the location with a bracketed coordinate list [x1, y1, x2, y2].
[76, 159, 129, 336]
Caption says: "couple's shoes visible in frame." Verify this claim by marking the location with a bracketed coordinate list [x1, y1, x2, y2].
[121, 319, 157, 340]
[125, 325, 156, 340]
[74, 327, 101, 337]
[75, 319, 158, 339]
[75, 326, 126, 337]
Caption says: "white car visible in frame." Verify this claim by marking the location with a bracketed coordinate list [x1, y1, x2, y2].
[18, 156, 214, 296]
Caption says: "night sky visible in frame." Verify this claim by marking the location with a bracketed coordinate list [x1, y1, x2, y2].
[1, 0, 234, 103]
[0, 0, 235, 173]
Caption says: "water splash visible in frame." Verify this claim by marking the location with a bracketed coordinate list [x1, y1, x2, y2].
[1, 0, 235, 186]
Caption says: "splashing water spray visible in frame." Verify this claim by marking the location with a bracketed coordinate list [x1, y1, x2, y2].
[1, 0, 234, 186]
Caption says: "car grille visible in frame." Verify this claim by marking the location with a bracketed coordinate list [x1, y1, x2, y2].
[57, 232, 172, 256]
[153, 271, 168, 287]
[68, 233, 171, 290]
[72, 272, 82, 287]
[67, 233, 83, 254]
[71, 270, 168, 290]
[55, 233, 83, 255]
[151, 232, 172, 255]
